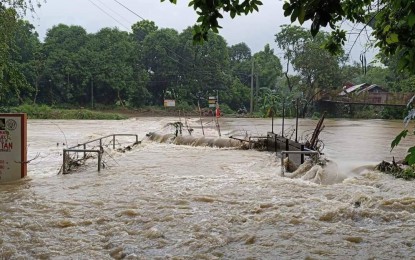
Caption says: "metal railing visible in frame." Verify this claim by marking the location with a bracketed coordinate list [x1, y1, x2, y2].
[281, 150, 320, 176]
[62, 134, 139, 174]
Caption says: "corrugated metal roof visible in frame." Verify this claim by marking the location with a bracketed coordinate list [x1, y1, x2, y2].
[339, 83, 369, 96]
[357, 84, 387, 94]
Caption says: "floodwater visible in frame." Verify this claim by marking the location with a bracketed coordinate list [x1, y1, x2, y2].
[2, 117, 415, 259]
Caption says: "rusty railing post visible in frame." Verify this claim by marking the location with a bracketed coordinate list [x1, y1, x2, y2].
[98, 151, 102, 172]
[63, 149, 67, 174]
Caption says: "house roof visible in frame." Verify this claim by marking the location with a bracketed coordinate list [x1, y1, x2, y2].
[339, 83, 389, 96]
[357, 84, 387, 94]
[339, 83, 369, 96]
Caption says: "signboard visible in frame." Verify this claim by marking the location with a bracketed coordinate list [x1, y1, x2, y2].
[208, 96, 217, 108]
[0, 114, 27, 182]
[164, 99, 176, 107]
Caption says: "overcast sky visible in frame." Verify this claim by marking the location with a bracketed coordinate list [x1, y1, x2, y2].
[27, 0, 375, 64]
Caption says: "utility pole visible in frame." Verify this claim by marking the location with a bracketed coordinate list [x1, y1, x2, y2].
[250, 57, 254, 114]
[295, 98, 299, 142]
[91, 77, 94, 109]
[256, 74, 259, 112]
[282, 99, 285, 137]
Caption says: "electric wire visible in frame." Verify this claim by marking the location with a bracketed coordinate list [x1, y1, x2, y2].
[87, 0, 131, 32]
[113, 0, 146, 20]
[98, 0, 254, 91]
[95, 0, 133, 25]
[110, 0, 234, 77]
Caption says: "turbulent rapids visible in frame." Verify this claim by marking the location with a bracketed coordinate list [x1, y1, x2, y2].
[146, 130, 346, 185]
[2, 118, 415, 259]
[283, 157, 344, 185]
[146, 132, 247, 149]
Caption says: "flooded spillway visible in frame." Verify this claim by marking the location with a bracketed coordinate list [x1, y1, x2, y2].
[147, 132, 247, 149]
[1, 117, 415, 259]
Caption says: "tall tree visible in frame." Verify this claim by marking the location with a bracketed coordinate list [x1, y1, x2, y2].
[129, 20, 156, 107]
[11, 19, 42, 103]
[0, 5, 24, 105]
[275, 25, 343, 116]
[227, 42, 252, 109]
[42, 24, 88, 104]
[228, 42, 251, 87]
[253, 44, 282, 90]
[229, 42, 251, 63]
[131, 20, 158, 43]
[141, 28, 181, 105]
[0, 1, 43, 105]
[85, 28, 135, 106]
[275, 25, 310, 92]
[177, 27, 231, 106]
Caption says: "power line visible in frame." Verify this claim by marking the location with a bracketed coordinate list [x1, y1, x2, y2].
[87, 0, 131, 32]
[113, 0, 145, 20]
[111, 0, 252, 88]
[95, 0, 133, 25]
[111, 0, 228, 72]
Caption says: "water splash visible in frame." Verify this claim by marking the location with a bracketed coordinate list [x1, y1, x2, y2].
[146, 132, 245, 149]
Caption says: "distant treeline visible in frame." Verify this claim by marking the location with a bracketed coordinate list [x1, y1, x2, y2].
[1, 6, 414, 117]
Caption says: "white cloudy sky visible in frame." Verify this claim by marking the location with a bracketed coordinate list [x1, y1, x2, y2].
[27, 0, 375, 63]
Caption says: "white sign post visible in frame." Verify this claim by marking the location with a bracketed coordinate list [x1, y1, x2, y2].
[0, 113, 27, 182]
[208, 96, 217, 108]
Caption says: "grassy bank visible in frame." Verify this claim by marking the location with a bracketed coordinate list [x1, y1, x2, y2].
[1, 104, 127, 120]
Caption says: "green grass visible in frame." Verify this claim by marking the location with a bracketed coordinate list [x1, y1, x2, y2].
[5, 104, 127, 120]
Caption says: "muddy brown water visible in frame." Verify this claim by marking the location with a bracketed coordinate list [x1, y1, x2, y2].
[1, 117, 415, 259]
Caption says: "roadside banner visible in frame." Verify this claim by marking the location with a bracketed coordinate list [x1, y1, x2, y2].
[0, 113, 27, 182]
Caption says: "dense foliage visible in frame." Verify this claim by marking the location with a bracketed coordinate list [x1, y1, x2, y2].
[172, 0, 415, 74]
[0, 11, 287, 113]
[1, 2, 415, 119]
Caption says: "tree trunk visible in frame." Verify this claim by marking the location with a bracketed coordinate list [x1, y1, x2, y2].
[117, 90, 125, 107]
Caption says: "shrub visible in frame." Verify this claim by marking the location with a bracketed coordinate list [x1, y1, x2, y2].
[219, 103, 234, 115]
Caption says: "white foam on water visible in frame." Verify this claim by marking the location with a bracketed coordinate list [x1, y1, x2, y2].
[1, 117, 415, 259]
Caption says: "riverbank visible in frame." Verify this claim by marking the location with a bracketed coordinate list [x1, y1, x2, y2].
[2, 104, 252, 119]
[2, 104, 127, 120]
[1, 103, 407, 120]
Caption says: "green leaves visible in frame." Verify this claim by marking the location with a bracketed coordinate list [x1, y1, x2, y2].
[163, 0, 264, 43]
[283, 1, 306, 25]
[298, 6, 306, 24]
[386, 33, 399, 44]
[323, 29, 346, 55]
[160, 0, 415, 75]
[405, 146, 415, 165]
[408, 13, 415, 28]
[391, 129, 408, 151]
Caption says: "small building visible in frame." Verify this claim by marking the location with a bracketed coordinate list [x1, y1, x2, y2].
[339, 83, 389, 104]
[339, 83, 370, 96]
